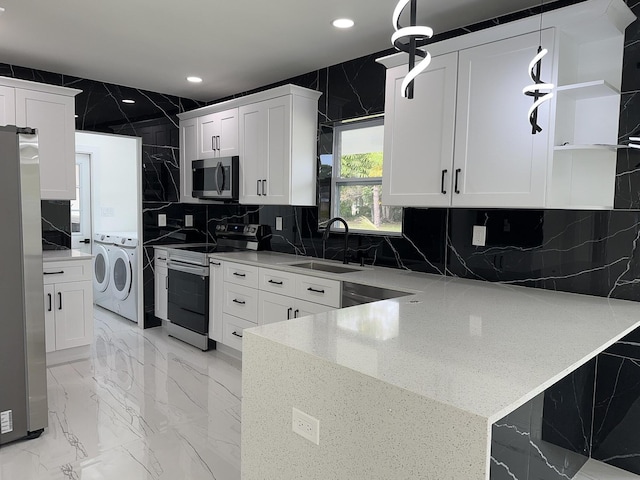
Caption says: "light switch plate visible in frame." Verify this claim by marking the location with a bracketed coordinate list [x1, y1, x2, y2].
[472, 225, 486, 247]
[185, 215, 193, 227]
[158, 214, 167, 227]
[275, 217, 283, 231]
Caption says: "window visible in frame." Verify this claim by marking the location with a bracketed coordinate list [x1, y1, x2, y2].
[330, 118, 402, 234]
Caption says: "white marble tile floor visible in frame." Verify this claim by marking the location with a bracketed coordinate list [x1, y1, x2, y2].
[0, 308, 242, 480]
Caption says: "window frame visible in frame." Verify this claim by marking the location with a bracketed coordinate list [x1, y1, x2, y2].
[330, 117, 402, 236]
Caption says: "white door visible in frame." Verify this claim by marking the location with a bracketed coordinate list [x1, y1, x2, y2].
[43, 284, 56, 353]
[238, 104, 264, 204]
[71, 154, 92, 252]
[198, 113, 218, 158]
[258, 291, 294, 325]
[217, 109, 239, 157]
[54, 281, 93, 350]
[262, 97, 291, 205]
[15, 88, 76, 200]
[452, 30, 554, 208]
[111, 249, 132, 301]
[180, 117, 198, 203]
[0, 85, 15, 126]
[383, 53, 458, 207]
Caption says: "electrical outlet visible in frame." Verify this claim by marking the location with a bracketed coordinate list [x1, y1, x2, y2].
[275, 217, 283, 231]
[185, 215, 193, 227]
[292, 407, 319, 445]
[158, 214, 167, 227]
[472, 225, 486, 247]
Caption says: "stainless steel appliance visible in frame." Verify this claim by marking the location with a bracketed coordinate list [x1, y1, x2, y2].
[0, 126, 47, 445]
[192, 156, 239, 200]
[165, 223, 271, 350]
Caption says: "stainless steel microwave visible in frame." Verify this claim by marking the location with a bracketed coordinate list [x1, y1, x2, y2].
[192, 156, 239, 200]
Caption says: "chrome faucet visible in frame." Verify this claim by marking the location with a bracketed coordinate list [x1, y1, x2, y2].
[322, 217, 350, 264]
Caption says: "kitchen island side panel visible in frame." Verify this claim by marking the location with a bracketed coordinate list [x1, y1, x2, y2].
[242, 331, 490, 480]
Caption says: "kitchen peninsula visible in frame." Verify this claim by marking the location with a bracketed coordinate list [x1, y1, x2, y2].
[230, 252, 640, 479]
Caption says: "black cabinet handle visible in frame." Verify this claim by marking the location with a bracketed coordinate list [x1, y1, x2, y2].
[307, 287, 325, 294]
[158, 257, 167, 261]
[212, 136, 215, 151]
[262, 179, 266, 196]
[44, 271, 64, 276]
[294, 309, 300, 318]
[216, 136, 221, 151]
[441, 169, 448, 194]
[257, 179, 261, 196]
[454, 168, 461, 194]
[268, 279, 283, 285]
[287, 307, 293, 319]
[210, 261, 221, 266]
[165, 276, 168, 290]
[233, 272, 246, 277]
[232, 299, 246, 305]
[47, 293, 52, 312]
[232, 331, 243, 338]
[58, 292, 62, 310]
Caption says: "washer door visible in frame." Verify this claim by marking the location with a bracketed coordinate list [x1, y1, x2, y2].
[111, 249, 132, 301]
[93, 245, 110, 293]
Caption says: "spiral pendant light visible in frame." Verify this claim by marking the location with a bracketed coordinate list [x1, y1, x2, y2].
[523, 1, 554, 134]
[391, 0, 433, 99]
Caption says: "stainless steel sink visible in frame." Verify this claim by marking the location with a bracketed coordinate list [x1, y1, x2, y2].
[289, 261, 362, 274]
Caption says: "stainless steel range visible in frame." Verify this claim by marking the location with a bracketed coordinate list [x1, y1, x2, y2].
[164, 223, 270, 350]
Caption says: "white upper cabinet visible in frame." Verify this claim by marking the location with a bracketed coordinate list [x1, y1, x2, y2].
[377, 0, 634, 210]
[178, 84, 321, 206]
[197, 109, 238, 159]
[453, 30, 554, 208]
[0, 78, 80, 201]
[383, 52, 458, 207]
[0, 85, 16, 125]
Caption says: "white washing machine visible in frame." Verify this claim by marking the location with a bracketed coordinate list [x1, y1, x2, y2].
[109, 233, 139, 323]
[92, 233, 113, 310]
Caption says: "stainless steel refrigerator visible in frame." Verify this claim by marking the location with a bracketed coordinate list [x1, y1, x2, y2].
[0, 125, 47, 445]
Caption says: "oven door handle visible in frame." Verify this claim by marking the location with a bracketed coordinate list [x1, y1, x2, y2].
[167, 260, 209, 276]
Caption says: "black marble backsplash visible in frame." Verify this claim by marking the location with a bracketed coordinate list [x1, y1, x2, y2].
[41, 200, 71, 250]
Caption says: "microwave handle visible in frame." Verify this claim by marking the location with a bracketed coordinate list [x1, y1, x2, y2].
[215, 161, 225, 195]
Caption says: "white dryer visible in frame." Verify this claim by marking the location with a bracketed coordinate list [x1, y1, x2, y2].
[109, 234, 139, 323]
[92, 233, 113, 310]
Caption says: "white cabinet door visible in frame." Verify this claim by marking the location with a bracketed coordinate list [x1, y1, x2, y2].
[54, 280, 93, 350]
[180, 117, 198, 203]
[15, 89, 76, 200]
[0, 85, 15, 126]
[294, 299, 334, 318]
[43, 284, 56, 353]
[258, 291, 294, 326]
[198, 109, 238, 159]
[262, 96, 291, 205]
[208, 259, 224, 342]
[154, 265, 168, 321]
[453, 30, 554, 208]
[238, 103, 264, 204]
[383, 53, 458, 207]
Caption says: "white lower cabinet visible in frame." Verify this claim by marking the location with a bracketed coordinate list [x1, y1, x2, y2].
[43, 259, 93, 355]
[259, 291, 334, 326]
[208, 259, 224, 342]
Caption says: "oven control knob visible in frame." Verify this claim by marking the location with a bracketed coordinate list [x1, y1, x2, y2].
[249, 227, 256, 233]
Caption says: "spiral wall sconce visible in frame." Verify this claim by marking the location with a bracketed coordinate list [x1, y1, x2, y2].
[523, 46, 554, 134]
[391, 0, 433, 99]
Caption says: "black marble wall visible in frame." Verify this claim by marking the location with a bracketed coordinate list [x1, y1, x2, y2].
[41, 200, 71, 250]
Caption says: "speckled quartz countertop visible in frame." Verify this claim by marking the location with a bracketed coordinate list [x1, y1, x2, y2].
[43, 249, 94, 262]
[211, 251, 640, 423]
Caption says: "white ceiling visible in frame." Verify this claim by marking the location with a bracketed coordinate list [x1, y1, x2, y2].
[0, 0, 547, 102]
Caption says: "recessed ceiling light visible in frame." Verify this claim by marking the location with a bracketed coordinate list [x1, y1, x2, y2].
[122, 99, 135, 104]
[332, 18, 354, 29]
[187, 76, 203, 83]
[0, 7, 5, 15]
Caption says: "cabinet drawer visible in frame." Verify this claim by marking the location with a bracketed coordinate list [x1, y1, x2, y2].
[154, 248, 168, 267]
[222, 314, 255, 352]
[224, 262, 259, 288]
[259, 268, 296, 297]
[43, 260, 91, 284]
[223, 283, 258, 322]
[296, 276, 341, 308]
